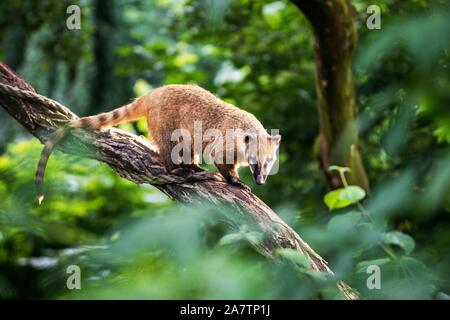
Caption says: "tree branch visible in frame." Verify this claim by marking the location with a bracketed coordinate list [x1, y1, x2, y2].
[0, 62, 359, 300]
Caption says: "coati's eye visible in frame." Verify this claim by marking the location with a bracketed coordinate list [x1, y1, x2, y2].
[244, 135, 250, 144]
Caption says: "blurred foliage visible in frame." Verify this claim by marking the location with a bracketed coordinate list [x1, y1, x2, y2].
[0, 0, 449, 299]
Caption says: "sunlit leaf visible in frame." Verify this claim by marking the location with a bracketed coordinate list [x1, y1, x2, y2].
[340, 186, 366, 203]
[173, 53, 198, 67]
[324, 188, 350, 210]
[324, 185, 365, 210]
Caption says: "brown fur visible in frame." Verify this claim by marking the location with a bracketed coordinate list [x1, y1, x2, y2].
[35, 85, 280, 202]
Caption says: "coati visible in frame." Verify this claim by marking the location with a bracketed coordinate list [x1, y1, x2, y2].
[35, 84, 281, 203]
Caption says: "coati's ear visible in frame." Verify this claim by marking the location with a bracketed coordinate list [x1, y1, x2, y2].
[272, 134, 281, 145]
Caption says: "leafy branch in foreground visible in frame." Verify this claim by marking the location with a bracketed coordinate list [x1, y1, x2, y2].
[323, 165, 428, 293]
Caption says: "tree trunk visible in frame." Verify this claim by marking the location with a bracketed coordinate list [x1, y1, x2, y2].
[0, 63, 359, 300]
[291, 0, 369, 191]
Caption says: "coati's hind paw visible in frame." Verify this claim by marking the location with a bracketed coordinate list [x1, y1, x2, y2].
[228, 177, 251, 192]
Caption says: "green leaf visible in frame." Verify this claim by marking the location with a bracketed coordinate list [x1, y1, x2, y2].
[398, 257, 427, 275]
[276, 248, 310, 268]
[327, 211, 362, 234]
[173, 53, 198, 67]
[340, 186, 366, 203]
[218, 230, 263, 246]
[356, 258, 391, 273]
[436, 292, 450, 300]
[218, 232, 244, 246]
[381, 231, 416, 255]
[324, 188, 350, 210]
[300, 269, 331, 283]
[324, 186, 366, 210]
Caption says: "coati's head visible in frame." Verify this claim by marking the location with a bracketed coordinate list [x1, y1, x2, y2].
[244, 132, 281, 185]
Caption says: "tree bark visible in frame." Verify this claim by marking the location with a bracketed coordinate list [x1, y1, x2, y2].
[0, 62, 359, 300]
[291, 0, 369, 192]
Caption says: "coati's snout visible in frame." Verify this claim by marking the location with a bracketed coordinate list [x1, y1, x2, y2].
[255, 171, 267, 185]
[249, 161, 267, 185]
[245, 133, 281, 185]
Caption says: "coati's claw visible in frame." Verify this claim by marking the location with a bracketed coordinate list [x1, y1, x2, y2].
[228, 177, 251, 192]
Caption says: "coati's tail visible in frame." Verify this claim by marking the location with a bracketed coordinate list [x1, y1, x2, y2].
[35, 126, 71, 205]
[69, 99, 145, 129]
[35, 98, 145, 204]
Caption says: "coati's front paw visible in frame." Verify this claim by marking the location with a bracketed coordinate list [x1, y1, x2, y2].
[228, 177, 251, 192]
